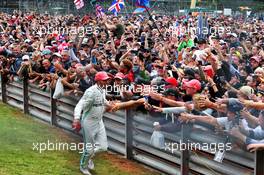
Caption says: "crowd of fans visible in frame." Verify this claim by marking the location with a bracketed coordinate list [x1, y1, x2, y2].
[0, 11, 264, 152]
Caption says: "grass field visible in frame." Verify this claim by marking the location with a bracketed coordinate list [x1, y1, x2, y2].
[0, 102, 160, 175]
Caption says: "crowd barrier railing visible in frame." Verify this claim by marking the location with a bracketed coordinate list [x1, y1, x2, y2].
[0, 74, 263, 175]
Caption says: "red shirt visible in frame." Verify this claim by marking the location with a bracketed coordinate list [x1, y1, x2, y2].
[126, 71, 134, 82]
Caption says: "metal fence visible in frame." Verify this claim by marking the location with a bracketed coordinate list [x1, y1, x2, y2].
[0, 75, 263, 175]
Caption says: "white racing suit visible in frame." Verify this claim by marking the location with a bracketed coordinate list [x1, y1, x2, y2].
[74, 84, 109, 169]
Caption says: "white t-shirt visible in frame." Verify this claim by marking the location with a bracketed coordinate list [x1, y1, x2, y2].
[216, 117, 233, 131]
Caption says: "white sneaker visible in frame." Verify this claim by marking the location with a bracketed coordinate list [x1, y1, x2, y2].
[88, 159, 95, 170]
[80, 166, 92, 175]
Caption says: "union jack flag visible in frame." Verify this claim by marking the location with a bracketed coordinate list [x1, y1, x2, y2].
[74, 0, 84, 10]
[108, 0, 125, 16]
[96, 4, 105, 18]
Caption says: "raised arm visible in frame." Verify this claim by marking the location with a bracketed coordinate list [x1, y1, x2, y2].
[179, 113, 218, 127]
[149, 92, 186, 107]
[109, 98, 145, 112]
[244, 101, 264, 110]
[241, 109, 259, 128]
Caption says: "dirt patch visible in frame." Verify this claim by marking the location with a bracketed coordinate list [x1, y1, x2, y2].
[98, 152, 159, 175]
[11, 109, 25, 118]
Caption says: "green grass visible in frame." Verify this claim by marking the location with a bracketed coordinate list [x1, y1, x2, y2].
[0, 102, 159, 175]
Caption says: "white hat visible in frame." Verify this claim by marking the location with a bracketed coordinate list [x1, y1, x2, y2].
[230, 33, 238, 38]
[24, 39, 31, 43]
[52, 52, 62, 58]
[22, 55, 30, 61]
[239, 86, 254, 98]
[219, 40, 226, 44]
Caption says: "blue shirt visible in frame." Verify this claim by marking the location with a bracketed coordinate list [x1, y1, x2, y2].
[47, 65, 55, 73]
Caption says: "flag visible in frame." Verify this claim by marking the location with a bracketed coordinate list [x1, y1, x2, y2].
[197, 13, 209, 39]
[108, 0, 125, 16]
[133, 0, 150, 14]
[133, 8, 146, 14]
[26, 15, 34, 21]
[74, 0, 84, 10]
[135, 0, 150, 8]
[96, 4, 105, 18]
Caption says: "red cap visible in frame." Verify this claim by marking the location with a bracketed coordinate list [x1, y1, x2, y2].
[165, 77, 178, 87]
[185, 79, 201, 91]
[95, 71, 111, 81]
[250, 56, 261, 63]
[114, 72, 125, 80]
[203, 65, 215, 78]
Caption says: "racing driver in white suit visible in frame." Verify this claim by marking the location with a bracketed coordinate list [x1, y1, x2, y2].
[72, 71, 144, 175]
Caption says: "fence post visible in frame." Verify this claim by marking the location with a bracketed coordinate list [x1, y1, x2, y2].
[255, 150, 264, 175]
[125, 109, 133, 159]
[23, 76, 29, 114]
[181, 124, 191, 175]
[0, 73, 7, 103]
[50, 89, 57, 126]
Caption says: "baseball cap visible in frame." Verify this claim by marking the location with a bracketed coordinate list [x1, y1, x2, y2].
[52, 52, 62, 58]
[250, 56, 261, 63]
[239, 86, 254, 98]
[24, 39, 31, 44]
[95, 71, 111, 81]
[219, 40, 227, 45]
[22, 55, 30, 61]
[184, 79, 201, 91]
[42, 49, 52, 56]
[235, 51, 241, 58]
[230, 33, 238, 38]
[165, 77, 178, 87]
[258, 90, 264, 96]
[114, 72, 125, 80]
